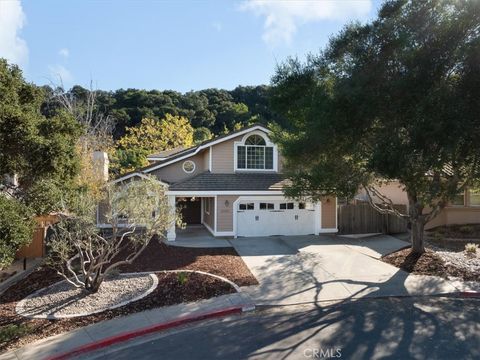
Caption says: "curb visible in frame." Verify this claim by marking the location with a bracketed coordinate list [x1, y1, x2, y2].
[45, 304, 254, 360]
[457, 291, 480, 298]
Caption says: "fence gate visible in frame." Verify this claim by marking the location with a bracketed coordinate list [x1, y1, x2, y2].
[337, 203, 408, 235]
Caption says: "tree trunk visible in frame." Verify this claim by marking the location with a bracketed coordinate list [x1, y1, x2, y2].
[407, 191, 426, 255]
[84, 274, 103, 293]
[410, 219, 425, 254]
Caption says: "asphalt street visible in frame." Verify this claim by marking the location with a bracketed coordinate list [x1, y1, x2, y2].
[82, 296, 480, 360]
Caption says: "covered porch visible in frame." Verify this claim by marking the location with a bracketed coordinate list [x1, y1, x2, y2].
[166, 194, 219, 242]
[171, 225, 232, 248]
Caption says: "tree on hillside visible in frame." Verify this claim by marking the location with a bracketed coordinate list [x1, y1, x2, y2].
[111, 114, 194, 174]
[271, 0, 480, 254]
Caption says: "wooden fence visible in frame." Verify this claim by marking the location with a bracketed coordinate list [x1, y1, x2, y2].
[16, 215, 59, 259]
[338, 203, 408, 235]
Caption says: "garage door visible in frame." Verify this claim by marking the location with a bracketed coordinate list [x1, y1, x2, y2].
[237, 200, 316, 237]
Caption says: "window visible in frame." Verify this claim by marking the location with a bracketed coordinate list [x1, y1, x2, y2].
[204, 198, 210, 214]
[298, 203, 305, 209]
[279, 202, 294, 210]
[260, 203, 274, 210]
[470, 189, 480, 206]
[182, 160, 196, 173]
[236, 134, 274, 170]
[239, 203, 254, 210]
[451, 192, 465, 206]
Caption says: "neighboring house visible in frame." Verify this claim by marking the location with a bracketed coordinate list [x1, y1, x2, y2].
[356, 180, 480, 230]
[102, 124, 338, 240]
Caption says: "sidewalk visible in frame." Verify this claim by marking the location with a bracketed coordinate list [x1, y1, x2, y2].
[0, 292, 254, 360]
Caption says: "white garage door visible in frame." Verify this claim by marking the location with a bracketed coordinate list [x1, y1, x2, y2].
[237, 200, 316, 237]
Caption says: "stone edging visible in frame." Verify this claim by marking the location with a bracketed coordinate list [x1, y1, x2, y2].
[15, 273, 159, 320]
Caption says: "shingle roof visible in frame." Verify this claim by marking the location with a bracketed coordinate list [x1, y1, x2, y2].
[169, 172, 290, 191]
[148, 146, 186, 159]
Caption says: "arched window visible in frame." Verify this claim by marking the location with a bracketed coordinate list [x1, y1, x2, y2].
[245, 135, 266, 146]
[237, 133, 274, 170]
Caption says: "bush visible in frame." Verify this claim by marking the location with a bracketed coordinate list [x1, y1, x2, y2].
[0, 324, 33, 343]
[465, 243, 478, 255]
[459, 225, 474, 235]
[0, 197, 35, 270]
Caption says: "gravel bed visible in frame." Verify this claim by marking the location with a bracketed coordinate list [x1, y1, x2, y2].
[16, 273, 157, 319]
[435, 250, 480, 279]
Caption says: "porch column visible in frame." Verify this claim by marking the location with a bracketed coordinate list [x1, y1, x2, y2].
[167, 195, 176, 241]
[314, 202, 321, 235]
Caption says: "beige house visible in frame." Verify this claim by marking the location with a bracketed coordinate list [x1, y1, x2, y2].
[105, 124, 338, 240]
[357, 181, 480, 230]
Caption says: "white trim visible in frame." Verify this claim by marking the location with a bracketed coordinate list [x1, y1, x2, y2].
[110, 172, 169, 186]
[182, 160, 196, 174]
[143, 125, 271, 174]
[167, 190, 283, 196]
[214, 195, 218, 232]
[208, 146, 212, 172]
[167, 195, 176, 241]
[318, 228, 339, 233]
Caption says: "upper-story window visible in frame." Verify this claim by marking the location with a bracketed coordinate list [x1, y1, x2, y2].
[236, 134, 274, 170]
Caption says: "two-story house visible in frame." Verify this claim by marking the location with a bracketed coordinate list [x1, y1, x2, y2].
[107, 124, 338, 241]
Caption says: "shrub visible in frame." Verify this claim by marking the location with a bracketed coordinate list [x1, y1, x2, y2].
[177, 272, 189, 285]
[0, 197, 35, 270]
[464, 243, 478, 255]
[0, 324, 33, 343]
[459, 225, 474, 235]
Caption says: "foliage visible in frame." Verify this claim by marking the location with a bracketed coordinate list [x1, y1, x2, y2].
[48, 176, 178, 293]
[0, 196, 35, 270]
[193, 127, 213, 144]
[0, 323, 33, 343]
[177, 272, 189, 285]
[464, 243, 478, 255]
[0, 59, 82, 213]
[271, 0, 480, 253]
[111, 115, 194, 175]
[41, 85, 280, 139]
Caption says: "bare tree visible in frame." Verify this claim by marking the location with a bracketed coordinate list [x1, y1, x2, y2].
[48, 176, 177, 293]
[50, 80, 115, 152]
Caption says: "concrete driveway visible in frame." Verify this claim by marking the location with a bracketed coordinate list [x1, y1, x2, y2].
[231, 234, 460, 305]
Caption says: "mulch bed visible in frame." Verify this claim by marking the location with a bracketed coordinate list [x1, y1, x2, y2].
[0, 242, 257, 352]
[427, 224, 480, 240]
[382, 248, 479, 281]
[119, 240, 258, 287]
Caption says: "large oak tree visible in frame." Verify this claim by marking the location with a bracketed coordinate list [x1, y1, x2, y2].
[271, 0, 480, 254]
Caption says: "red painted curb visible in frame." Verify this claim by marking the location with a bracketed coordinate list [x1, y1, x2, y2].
[45, 306, 245, 360]
[459, 291, 480, 298]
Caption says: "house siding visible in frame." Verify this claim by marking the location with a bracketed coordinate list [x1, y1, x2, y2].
[321, 197, 337, 229]
[149, 151, 207, 183]
[210, 135, 243, 173]
[216, 195, 238, 232]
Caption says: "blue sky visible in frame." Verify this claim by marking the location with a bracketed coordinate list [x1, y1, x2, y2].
[1, 0, 382, 92]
